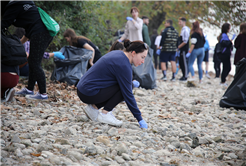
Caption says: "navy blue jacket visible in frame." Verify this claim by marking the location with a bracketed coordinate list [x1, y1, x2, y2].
[77, 50, 143, 122]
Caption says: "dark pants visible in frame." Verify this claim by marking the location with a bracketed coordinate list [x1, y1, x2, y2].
[179, 50, 188, 78]
[153, 52, 161, 69]
[27, 31, 53, 94]
[77, 84, 124, 112]
[1, 72, 19, 98]
[220, 56, 231, 83]
[214, 61, 221, 78]
[19, 64, 29, 76]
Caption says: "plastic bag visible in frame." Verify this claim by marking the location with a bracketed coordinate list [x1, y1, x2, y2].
[51, 46, 92, 85]
[219, 58, 246, 110]
[132, 48, 156, 89]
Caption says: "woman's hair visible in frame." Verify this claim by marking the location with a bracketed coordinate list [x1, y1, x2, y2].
[63, 28, 91, 46]
[124, 39, 148, 54]
[0, 0, 9, 19]
[221, 23, 230, 34]
[14, 27, 25, 38]
[109, 40, 124, 52]
[218, 23, 231, 40]
[240, 22, 246, 35]
[190, 21, 203, 36]
[130, 7, 139, 13]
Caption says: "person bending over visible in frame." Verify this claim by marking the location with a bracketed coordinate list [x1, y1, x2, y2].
[63, 28, 101, 69]
[77, 39, 148, 128]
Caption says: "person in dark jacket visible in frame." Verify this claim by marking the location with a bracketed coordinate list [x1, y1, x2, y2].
[218, 23, 233, 86]
[2, 1, 54, 100]
[63, 28, 101, 69]
[186, 21, 205, 83]
[234, 22, 246, 73]
[151, 29, 161, 70]
[213, 37, 221, 78]
[159, 19, 179, 81]
[77, 39, 148, 128]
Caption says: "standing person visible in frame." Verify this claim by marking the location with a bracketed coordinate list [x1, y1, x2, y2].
[155, 30, 164, 70]
[186, 21, 205, 83]
[234, 22, 246, 73]
[158, 19, 179, 81]
[2, 1, 54, 100]
[119, 7, 143, 42]
[14, 28, 65, 77]
[218, 23, 233, 86]
[150, 29, 160, 70]
[63, 28, 101, 69]
[213, 37, 221, 78]
[142, 16, 151, 46]
[77, 39, 148, 128]
[177, 17, 190, 81]
[203, 34, 211, 78]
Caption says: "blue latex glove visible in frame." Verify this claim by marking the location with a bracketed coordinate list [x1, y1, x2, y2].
[132, 80, 140, 88]
[53, 52, 65, 60]
[139, 120, 148, 129]
[118, 39, 122, 42]
[156, 49, 161, 55]
[175, 51, 180, 57]
[126, 17, 133, 21]
[186, 52, 191, 58]
[231, 34, 236, 40]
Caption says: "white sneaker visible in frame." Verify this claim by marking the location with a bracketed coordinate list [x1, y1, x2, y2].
[83, 104, 99, 121]
[205, 74, 211, 79]
[188, 78, 195, 81]
[97, 112, 123, 126]
[220, 83, 228, 87]
[5, 88, 15, 102]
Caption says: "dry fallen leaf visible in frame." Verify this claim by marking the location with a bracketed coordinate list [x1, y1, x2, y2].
[30, 153, 41, 157]
[15, 97, 27, 105]
[1, 105, 12, 110]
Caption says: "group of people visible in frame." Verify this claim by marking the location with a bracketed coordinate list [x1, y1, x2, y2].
[151, 18, 246, 86]
[1, 2, 246, 128]
[1, 2, 148, 128]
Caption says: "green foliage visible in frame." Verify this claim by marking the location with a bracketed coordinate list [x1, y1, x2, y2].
[30, 1, 245, 71]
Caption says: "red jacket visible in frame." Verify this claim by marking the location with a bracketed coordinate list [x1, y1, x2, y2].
[234, 33, 246, 65]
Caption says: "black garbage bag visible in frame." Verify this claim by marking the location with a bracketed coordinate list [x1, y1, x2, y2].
[132, 48, 156, 89]
[51, 46, 92, 85]
[219, 58, 246, 110]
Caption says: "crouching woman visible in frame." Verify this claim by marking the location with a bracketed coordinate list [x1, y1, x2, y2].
[77, 39, 148, 128]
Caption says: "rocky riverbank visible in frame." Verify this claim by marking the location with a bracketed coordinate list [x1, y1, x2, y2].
[1, 70, 246, 166]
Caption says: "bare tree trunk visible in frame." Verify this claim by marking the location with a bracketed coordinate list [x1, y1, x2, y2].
[148, 11, 166, 35]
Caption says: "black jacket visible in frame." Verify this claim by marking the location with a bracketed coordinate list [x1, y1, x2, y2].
[213, 43, 221, 62]
[160, 26, 179, 52]
[1, 1, 47, 38]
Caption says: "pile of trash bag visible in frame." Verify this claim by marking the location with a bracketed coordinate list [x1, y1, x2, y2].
[219, 58, 246, 110]
[132, 48, 156, 89]
[51, 46, 92, 86]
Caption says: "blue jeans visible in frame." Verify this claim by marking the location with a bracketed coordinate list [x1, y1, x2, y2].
[188, 47, 205, 80]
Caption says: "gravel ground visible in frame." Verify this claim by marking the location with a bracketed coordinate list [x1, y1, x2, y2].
[1, 70, 246, 166]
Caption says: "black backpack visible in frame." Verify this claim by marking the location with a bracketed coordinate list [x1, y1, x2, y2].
[1, 29, 27, 66]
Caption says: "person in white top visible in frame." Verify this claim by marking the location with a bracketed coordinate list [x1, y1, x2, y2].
[155, 31, 162, 49]
[154, 30, 165, 70]
[119, 7, 143, 42]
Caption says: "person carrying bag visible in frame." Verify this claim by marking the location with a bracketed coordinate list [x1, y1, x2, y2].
[1, 1, 56, 100]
